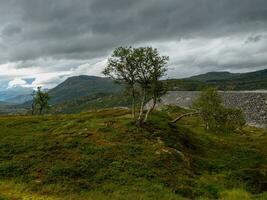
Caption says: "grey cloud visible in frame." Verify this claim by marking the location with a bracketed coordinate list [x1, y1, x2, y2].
[245, 34, 267, 43]
[0, 0, 266, 82]
[1, 24, 22, 37]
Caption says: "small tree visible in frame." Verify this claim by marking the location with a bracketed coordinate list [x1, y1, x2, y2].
[193, 87, 223, 131]
[193, 88, 246, 132]
[144, 73, 167, 122]
[103, 47, 138, 118]
[103, 46, 169, 125]
[133, 47, 169, 124]
[33, 86, 50, 115]
[216, 107, 246, 132]
[31, 90, 36, 115]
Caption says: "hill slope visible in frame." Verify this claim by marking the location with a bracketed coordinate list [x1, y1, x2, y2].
[0, 109, 266, 200]
[187, 69, 267, 90]
[188, 71, 241, 82]
[48, 75, 122, 104]
[0, 87, 33, 103]
[51, 93, 132, 114]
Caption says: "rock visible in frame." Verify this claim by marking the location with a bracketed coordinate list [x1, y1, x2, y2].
[147, 91, 267, 128]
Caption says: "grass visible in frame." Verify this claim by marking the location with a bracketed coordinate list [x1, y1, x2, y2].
[0, 108, 266, 199]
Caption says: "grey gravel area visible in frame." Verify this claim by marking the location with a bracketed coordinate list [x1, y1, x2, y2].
[147, 91, 267, 128]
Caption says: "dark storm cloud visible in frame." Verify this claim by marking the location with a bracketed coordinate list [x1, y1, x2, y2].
[0, 0, 266, 61]
[245, 34, 267, 44]
[1, 25, 22, 37]
[0, 0, 267, 85]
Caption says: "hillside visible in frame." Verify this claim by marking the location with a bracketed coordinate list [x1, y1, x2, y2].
[0, 87, 33, 103]
[0, 101, 14, 106]
[50, 91, 147, 115]
[0, 102, 19, 115]
[5, 94, 33, 104]
[186, 69, 267, 90]
[51, 93, 132, 114]
[164, 79, 208, 91]
[0, 108, 266, 200]
[188, 71, 241, 82]
[48, 76, 122, 104]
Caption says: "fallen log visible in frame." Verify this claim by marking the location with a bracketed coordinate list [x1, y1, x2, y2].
[171, 111, 200, 123]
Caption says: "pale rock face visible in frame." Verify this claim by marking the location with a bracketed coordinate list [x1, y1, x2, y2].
[147, 91, 267, 128]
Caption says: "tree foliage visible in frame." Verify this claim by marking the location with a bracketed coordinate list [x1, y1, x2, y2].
[32, 86, 50, 115]
[103, 47, 138, 118]
[193, 88, 246, 132]
[103, 46, 169, 124]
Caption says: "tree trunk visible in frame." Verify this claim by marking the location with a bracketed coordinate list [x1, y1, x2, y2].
[144, 97, 156, 122]
[131, 89, 136, 118]
[137, 88, 146, 124]
[39, 107, 43, 115]
[31, 103, 35, 115]
[171, 111, 200, 123]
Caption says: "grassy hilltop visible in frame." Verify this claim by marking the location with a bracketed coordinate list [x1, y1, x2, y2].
[0, 108, 266, 200]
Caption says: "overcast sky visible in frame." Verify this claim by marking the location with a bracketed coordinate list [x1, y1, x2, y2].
[0, 0, 267, 90]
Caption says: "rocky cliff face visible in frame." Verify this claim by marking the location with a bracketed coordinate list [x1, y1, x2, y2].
[149, 91, 267, 128]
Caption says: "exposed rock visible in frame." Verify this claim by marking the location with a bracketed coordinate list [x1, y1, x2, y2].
[148, 91, 267, 128]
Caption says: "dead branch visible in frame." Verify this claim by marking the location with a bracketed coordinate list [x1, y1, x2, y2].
[171, 111, 200, 123]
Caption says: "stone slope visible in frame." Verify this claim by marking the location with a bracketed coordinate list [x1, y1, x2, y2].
[150, 91, 267, 128]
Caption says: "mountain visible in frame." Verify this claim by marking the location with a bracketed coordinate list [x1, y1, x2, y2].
[0, 86, 33, 103]
[5, 94, 33, 104]
[185, 68, 267, 90]
[0, 101, 28, 115]
[188, 71, 241, 82]
[207, 69, 267, 90]
[0, 101, 13, 106]
[48, 75, 122, 104]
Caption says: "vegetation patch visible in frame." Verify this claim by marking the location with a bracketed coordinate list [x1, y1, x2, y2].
[0, 108, 266, 199]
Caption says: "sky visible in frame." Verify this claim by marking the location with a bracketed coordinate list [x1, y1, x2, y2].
[0, 0, 267, 90]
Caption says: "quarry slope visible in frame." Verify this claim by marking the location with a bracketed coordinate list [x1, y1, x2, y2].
[148, 91, 267, 128]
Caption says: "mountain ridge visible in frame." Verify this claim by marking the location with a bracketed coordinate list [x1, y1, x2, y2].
[48, 75, 122, 104]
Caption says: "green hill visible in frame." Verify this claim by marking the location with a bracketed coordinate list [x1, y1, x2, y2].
[164, 69, 267, 91]
[51, 93, 132, 114]
[48, 75, 122, 104]
[188, 71, 241, 82]
[186, 69, 267, 90]
[0, 108, 266, 200]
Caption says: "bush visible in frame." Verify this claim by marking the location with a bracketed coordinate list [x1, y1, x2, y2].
[215, 107, 246, 132]
[193, 88, 246, 132]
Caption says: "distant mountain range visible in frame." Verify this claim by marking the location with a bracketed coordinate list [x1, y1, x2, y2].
[187, 71, 241, 82]
[0, 87, 33, 104]
[186, 68, 267, 90]
[1, 68, 266, 114]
